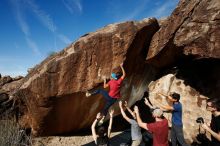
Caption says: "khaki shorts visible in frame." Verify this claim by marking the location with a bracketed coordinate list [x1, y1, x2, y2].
[131, 139, 142, 146]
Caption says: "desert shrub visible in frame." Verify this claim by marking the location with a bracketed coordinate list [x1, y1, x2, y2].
[0, 111, 32, 146]
[47, 51, 57, 57]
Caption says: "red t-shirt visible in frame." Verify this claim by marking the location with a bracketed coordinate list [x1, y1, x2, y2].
[107, 78, 123, 98]
[147, 119, 169, 146]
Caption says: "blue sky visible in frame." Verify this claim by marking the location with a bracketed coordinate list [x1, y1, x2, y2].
[0, 0, 179, 77]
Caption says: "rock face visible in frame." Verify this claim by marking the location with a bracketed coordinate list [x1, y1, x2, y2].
[145, 0, 220, 143]
[0, 75, 23, 116]
[145, 0, 220, 110]
[147, 0, 220, 67]
[0, 76, 12, 86]
[16, 18, 159, 136]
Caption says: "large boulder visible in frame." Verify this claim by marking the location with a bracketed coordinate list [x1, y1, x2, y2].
[0, 76, 23, 117]
[145, 0, 220, 100]
[0, 91, 8, 104]
[147, 0, 220, 67]
[2, 79, 23, 93]
[144, 0, 220, 143]
[0, 76, 13, 87]
[16, 18, 160, 136]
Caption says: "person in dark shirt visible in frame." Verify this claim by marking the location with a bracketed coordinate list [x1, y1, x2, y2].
[202, 98, 220, 146]
[157, 92, 189, 146]
[91, 110, 114, 146]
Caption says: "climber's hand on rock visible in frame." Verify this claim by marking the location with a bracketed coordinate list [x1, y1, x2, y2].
[120, 63, 123, 67]
[102, 76, 107, 82]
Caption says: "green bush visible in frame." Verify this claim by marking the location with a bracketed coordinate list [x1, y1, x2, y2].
[47, 51, 57, 57]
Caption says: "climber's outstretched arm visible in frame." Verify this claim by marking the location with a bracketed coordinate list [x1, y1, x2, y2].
[120, 63, 126, 79]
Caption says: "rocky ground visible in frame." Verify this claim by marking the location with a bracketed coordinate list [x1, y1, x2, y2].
[32, 130, 142, 146]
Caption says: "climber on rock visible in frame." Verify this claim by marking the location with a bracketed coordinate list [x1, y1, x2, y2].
[86, 63, 126, 122]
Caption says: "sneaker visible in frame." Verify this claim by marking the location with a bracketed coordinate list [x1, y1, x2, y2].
[85, 92, 91, 97]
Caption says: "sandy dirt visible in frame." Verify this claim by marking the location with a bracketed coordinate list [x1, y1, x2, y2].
[32, 130, 144, 146]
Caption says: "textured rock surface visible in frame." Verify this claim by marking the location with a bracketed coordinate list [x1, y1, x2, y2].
[16, 18, 159, 136]
[2, 79, 23, 93]
[145, 0, 220, 142]
[147, 0, 220, 67]
[0, 75, 23, 116]
[148, 74, 211, 143]
[0, 76, 12, 86]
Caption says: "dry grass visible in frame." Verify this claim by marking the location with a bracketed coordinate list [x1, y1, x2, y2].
[0, 111, 32, 146]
